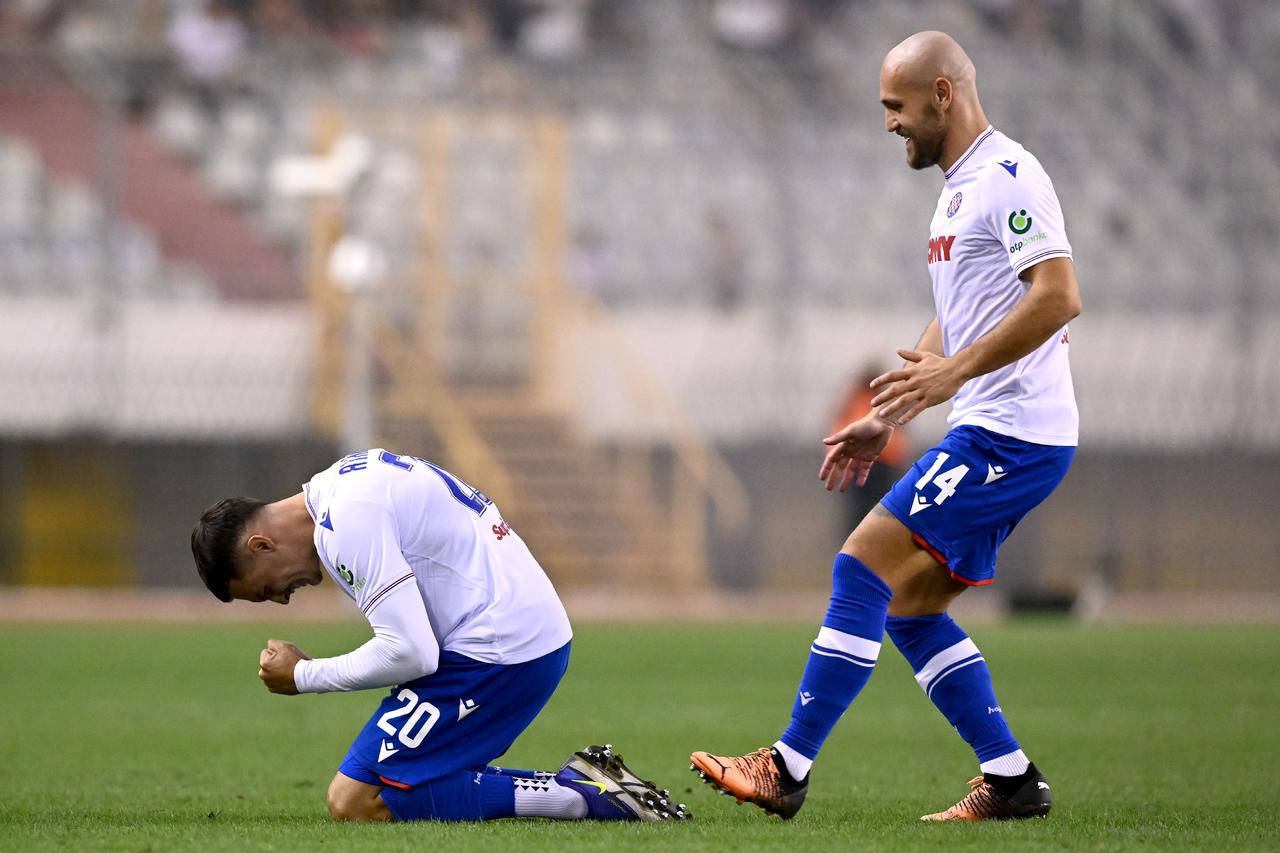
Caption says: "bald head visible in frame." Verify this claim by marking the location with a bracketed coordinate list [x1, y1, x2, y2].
[879, 31, 988, 171]
[882, 30, 976, 96]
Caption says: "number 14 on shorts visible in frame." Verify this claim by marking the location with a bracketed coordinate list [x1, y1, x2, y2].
[911, 452, 969, 515]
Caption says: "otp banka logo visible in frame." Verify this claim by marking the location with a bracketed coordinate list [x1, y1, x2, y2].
[927, 234, 956, 264]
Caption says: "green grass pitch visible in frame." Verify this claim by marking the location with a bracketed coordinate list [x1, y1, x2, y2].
[1, 619, 1277, 851]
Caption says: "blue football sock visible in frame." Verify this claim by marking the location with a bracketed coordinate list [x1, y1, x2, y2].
[380, 770, 516, 821]
[885, 613, 1021, 764]
[778, 554, 893, 766]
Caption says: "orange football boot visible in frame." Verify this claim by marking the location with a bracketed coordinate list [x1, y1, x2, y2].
[921, 764, 1051, 821]
[689, 747, 808, 819]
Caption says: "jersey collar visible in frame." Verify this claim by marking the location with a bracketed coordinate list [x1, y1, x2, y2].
[302, 482, 318, 522]
[944, 125, 995, 182]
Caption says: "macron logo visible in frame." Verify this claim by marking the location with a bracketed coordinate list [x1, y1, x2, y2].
[799, 691, 815, 706]
[910, 493, 931, 516]
[458, 698, 480, 721]
[378, 739, 399, 762]
[984, 465, 1007, 485]
[999, 160, 1018, 177]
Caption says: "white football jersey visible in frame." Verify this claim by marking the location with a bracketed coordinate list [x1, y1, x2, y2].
[927, 126, 1078, 446]
[302, 449, 573, 666]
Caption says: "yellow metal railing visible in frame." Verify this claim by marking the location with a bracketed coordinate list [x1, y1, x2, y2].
[305, 105, 515, 513]
[307, 102, 749, 586]
[557, 292, 751, 581]
[371, 323, 517, 514]
[520, 115, 749, 582]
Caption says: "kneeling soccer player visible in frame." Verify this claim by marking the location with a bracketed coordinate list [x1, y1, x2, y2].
[191, 448, 688, 823]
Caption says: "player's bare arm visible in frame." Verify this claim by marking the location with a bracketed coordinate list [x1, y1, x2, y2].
[872, 257, 1081, 425]
[913, 316, 944, 357]
[258, 638, 310, 695]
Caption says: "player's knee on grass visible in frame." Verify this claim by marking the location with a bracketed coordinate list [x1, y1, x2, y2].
[327, 773, 393, 822]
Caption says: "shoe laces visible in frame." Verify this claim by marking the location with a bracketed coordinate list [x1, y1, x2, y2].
[951, 776, 1007, 819]
[734, 748, 782, 798]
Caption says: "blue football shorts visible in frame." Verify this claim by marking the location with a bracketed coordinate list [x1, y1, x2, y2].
[339, 642, 571, 790]
[880, 425, 1075, 586]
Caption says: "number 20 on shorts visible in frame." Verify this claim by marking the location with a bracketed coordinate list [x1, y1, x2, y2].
[376, 690, 441, 749]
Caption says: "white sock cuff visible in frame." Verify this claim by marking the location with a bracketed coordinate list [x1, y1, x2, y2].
[979, 749, 1030, 777]
[773, 740, 813, 781]
[513, 778, 589, 819]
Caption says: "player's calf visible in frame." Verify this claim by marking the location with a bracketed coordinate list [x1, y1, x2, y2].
[342, 746, 689, 823]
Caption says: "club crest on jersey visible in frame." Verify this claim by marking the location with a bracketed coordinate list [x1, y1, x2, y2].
[946, 192, 963, 217]
[927, 234, 956, 264]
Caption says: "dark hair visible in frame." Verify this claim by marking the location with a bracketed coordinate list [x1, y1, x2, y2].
[191, 497, 266, 602]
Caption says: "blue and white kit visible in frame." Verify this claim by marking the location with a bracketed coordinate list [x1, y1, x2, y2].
[771, 124, 1083, 786]
[889, 126, 1079, 585]
[340, 646, 571, 789]
[297, 449, 574, 789]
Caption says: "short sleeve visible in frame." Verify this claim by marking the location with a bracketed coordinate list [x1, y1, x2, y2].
[327, 499, 417, 617]
[979, 161, 1072, 277]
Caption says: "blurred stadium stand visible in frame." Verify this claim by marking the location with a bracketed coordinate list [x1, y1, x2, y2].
[0, 0, 1277, 613]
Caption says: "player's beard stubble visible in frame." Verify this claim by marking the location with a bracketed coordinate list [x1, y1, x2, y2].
[904, 106, 946, 170]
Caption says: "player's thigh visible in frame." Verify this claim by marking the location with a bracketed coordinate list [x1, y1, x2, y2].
[341, 645, 570, 791]
[327, 772, 393, 822]
[841, 506, 936, 585]
[885, 557, 967, 616]
[841, 506, 964, 615]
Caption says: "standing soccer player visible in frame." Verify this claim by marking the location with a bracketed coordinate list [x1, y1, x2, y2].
[691, 30, 1081, 822]
[191, 448, 689, 823]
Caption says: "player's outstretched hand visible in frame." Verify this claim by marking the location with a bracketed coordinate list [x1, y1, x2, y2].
[820, 414, 895, 492]
[258, 639, 311, 695]
[869, 349, 968, 426]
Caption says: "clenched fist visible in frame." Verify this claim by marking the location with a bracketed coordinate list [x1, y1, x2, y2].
[258, 638, 310, 695]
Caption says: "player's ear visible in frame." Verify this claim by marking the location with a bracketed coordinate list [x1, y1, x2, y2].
[246, 534, 275, 555]
[935, 77, 952, 110]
